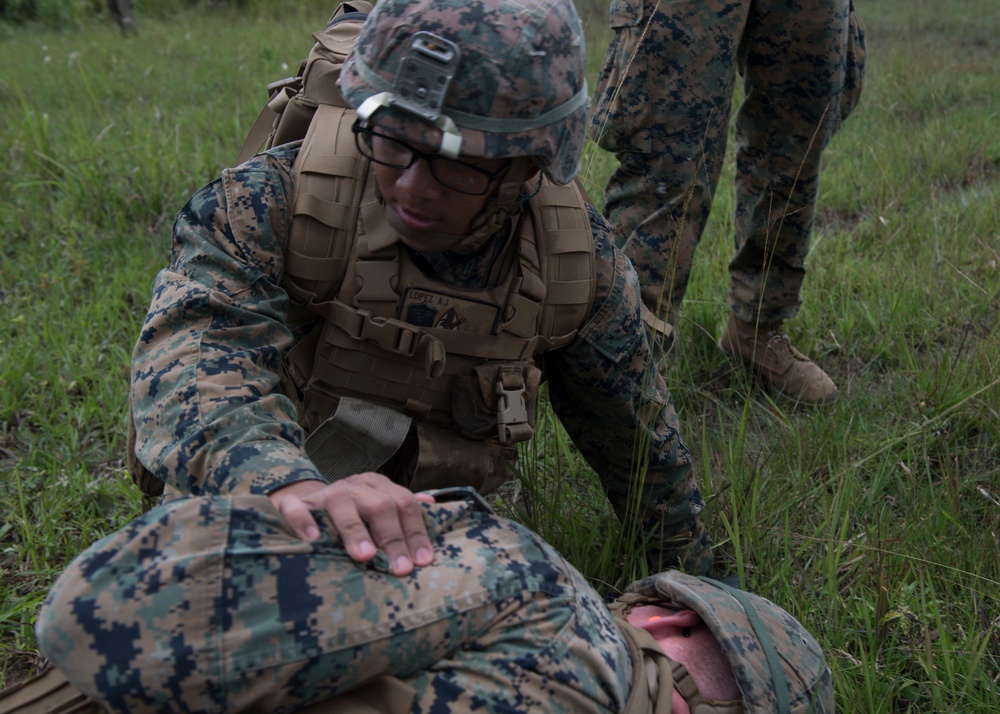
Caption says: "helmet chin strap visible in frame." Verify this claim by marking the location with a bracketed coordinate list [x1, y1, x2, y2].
[383, 158, 535, 254]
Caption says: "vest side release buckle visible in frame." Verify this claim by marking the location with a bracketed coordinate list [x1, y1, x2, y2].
[495, 377, 530, 445]
[360, 312, 419, 355]
[354, 310, 446, 378]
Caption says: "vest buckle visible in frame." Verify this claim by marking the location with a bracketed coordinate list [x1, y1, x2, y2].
[495, 380, 529, 445]
[361, 314, 419, 355]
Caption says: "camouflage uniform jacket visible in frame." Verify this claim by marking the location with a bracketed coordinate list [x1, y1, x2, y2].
[130, 144, 708, 567]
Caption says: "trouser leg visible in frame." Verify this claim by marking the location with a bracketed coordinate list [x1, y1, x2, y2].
[592, 0, 751, 323]
[728, 0, 852, 325]
[36, 495, 632, 714]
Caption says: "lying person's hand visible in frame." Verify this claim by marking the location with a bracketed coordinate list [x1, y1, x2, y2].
[268, 473, 435, 576]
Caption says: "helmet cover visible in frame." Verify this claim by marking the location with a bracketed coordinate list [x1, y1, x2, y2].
[625, 572, 834, 714]
[338, 0, 589, 184]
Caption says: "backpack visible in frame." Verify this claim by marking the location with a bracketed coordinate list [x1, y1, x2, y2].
[236, 1, 373, 165]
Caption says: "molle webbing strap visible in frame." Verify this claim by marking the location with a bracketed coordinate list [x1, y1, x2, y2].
[523, 180, 596, 340]
[313, 297, 447, 377]
[320, 294, 554, 364]
[294, 156, 362, 226]
[418, 326, 548, 361]
[640, 303, 674, 343]
[285, 104, 367, 304]
[310, 333, 454, 419]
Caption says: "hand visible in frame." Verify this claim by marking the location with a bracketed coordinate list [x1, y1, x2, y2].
[268, 473, 436, 576]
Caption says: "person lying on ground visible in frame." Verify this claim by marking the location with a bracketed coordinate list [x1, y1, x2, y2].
[13, 479, 832, 714]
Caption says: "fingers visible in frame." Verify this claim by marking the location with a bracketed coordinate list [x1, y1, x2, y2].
[329, 474, 434, 576]
[274, 473, 435, 576]
[268, 480, 326, 540]
[359, 483, 434, 572]
[276, 495, 322, 541]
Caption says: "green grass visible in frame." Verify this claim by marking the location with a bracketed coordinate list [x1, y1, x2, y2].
[1, 0, 999, 710]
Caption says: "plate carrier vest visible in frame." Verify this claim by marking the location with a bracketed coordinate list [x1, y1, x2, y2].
[278, 102, 597, 494]
[128, 1, 597, 503]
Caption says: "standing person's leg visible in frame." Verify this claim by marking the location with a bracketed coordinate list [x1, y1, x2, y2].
[728, 0, 850, 325]
[591, 0, 751, 329]
[36, 494, 633, 714]
[720, 0, 859, 402]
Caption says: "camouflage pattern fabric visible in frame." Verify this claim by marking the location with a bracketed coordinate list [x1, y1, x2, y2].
[35, 493, 633, 713]
[621, 572, 835, 713]
[591, 0, 866, 326]
[30, 492, 834, 714]
[130, 144, 712, 574]
[338, 0, 590, 184]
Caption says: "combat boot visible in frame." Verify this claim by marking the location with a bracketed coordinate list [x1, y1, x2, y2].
[718, 315, 838, 404]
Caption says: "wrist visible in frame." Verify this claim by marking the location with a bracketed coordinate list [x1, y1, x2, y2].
[268, 479, 327, 500]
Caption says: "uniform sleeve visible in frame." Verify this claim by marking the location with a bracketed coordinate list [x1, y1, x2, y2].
[544, 206, 710, 571]
[130, 152, 325, 496]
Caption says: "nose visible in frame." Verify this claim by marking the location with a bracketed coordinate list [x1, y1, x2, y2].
[395, 156, 443, 199]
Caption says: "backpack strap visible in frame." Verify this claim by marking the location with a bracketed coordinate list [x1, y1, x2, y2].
[236, 76, 303, 165]
[236, 1, 373, 165]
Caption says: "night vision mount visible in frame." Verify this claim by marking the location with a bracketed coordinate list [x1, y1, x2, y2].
[355, 31, 464, 158]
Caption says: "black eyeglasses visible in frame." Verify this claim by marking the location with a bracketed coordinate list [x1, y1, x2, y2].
[353, 124, 509, 196]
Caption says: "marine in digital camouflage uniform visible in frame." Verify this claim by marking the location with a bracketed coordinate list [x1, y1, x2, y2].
[127, 0, 713, 576]
[27, 487, 832, 713]
[591, 0, 867, 403]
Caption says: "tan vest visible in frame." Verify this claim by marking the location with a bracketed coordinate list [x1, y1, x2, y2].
[278, 105, 597, 494]
[128, 103, 596, 504]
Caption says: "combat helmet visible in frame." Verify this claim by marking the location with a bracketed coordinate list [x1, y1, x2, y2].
[626, 572, 834, 713]
[338, 0, 588, 184]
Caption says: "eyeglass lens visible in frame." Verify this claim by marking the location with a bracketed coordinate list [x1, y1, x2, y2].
[356, 128, 496, 195]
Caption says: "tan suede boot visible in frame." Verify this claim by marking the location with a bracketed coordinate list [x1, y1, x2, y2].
[718, 315, 838, 404]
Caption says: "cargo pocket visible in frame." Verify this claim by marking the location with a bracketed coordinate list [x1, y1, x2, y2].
[590, 0, 653, 153]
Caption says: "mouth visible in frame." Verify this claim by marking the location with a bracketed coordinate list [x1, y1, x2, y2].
[394, 203, 441, 232]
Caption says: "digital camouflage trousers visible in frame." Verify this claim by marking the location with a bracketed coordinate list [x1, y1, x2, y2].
[35, 492, 633, 713]
[591, 0, 866, 326]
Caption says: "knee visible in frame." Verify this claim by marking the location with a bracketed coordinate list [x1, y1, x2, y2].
[34, 542, 137, 702]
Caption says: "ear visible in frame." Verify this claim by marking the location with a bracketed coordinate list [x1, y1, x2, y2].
[653, 608, 703, 628]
